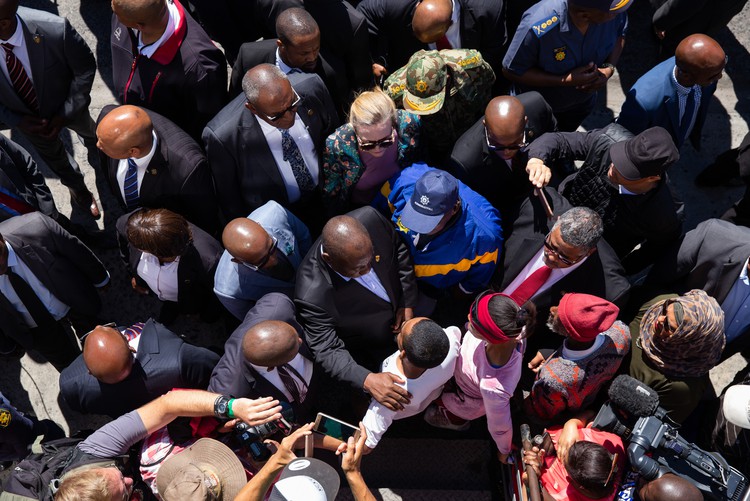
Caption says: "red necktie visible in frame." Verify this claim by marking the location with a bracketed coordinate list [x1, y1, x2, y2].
[435, 35, 452, 50]
[0, 190, 35, 216]
[510, 265, 552, 306]
[2, 43, 38, 113]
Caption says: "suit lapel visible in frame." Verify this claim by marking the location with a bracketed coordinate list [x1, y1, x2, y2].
[241, 111, 289, 204]
[20, 19, 44, 108]
[665, 76, 680, 135]
[139, 132, 168, 200]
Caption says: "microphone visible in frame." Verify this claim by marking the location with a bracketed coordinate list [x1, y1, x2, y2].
[607, 375, 660, 417]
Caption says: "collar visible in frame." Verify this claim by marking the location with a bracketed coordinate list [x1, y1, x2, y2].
[146, 0, 187, 65]
[1, 16, 24, 46]
[275, 46, 295, 74]
[740, 258, 749, 283]
[130, 130, 159, 169]
[249, 352, 304, 374]
[449, 0, 460, 27]
[5, 240, 18, 268]
[672, 65, 699, 96]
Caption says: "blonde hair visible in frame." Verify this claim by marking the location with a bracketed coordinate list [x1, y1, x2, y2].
[348, 89, 398, 133]
[55, 468, 115, 501]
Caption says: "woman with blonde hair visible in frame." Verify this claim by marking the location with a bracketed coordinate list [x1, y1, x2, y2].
[322, 89, 423, 214]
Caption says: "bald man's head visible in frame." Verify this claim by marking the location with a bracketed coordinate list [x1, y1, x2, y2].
[96, 105, 154, 160]
[484, 96, 528, 160]
[412, 0, 453, 44]
[321, 216, 374, 278]
[242, 320, 301, 367]
[222, 218, 276, 268]
[83, 325, 135, 384]
[675, 34, 726, 87]
[638, 473, 703, 501]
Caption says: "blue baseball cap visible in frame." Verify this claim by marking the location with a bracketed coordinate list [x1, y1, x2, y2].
[569, 0, 633, 12]
[400, 169, 459, 234]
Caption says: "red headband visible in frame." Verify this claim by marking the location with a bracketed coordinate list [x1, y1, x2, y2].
[470, 292, 514, 344]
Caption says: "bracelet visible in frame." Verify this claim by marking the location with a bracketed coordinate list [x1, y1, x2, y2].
[227, 398, 236, 419]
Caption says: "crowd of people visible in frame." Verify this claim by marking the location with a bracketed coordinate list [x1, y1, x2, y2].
[0, 0, 750, 499]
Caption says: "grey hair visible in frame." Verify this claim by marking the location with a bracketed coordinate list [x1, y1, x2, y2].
[553, 207, 603, 251]
[241, 64, 288, 104]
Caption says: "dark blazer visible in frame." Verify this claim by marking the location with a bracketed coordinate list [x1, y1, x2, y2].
[0, 7, 96, 127]
[617, 57, 716, 150]
[228, 39, 349, 119]
[0, 135, 58, 222]
[0, 212, 108, 347]
[357, 0, 506, 76]
[208, 293, 321, 421]
[202, 73, 339, 222]
[449, 91, 557, 218]
[116, 212, 223, 317]
[98, 105, 219, 235]
[497, 188, 630, 317]
[294, 206, 418, 389]
[59, 319, 220, 418]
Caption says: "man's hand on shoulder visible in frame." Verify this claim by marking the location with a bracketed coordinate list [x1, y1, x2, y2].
[363, 372, 412, 411]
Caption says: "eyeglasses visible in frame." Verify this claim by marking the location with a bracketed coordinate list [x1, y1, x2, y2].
[484, 126, 528, 152]
[357, 128, 396, 151]
[79, 322, 116, 343]
[654, 299, 677, 336]
[543, 234, 583, 266]
[235, 236, 278, 271]
[603, 452, 618, 488]
[263, 90, 301, 122]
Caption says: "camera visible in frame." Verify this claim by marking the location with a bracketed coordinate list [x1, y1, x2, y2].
[234, 401, 295, 461]
[593, 375, 749, 501]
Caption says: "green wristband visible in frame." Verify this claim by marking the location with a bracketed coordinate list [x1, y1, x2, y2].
[227, 398, 236, 419]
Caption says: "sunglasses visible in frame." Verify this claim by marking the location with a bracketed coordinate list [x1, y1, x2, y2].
[654, 299, 677, 336]
[484, 126, 528, 152]
[234, 236, 278, 271]
[263, 90, 302, 122]
[357, 129, 395, 151]
[543, 234, 582, 266]
[79, 322, 117, 343]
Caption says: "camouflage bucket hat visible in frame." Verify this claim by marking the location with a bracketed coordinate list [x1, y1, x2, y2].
[403, 52, 448, 115]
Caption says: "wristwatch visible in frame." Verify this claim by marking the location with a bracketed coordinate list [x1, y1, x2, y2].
[599, 63, 615, 76]
[213, 395, 231, 419]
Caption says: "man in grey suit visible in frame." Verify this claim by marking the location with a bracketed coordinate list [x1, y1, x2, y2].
[646, 218, 750, 356]
[0, 212, 109, 370]
[214, 200, 312, 321]
[0, 1, 100, 218]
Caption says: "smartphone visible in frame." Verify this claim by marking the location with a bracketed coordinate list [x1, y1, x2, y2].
[313, 412, 360, 442]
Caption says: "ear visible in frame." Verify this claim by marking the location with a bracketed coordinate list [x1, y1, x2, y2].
[646, 175, 662, 183]
[585, 246, 598, 258]
[245, 101, 257, 114]
[321, 251, 332, 266]
[276, 38, 283, 49]
[128, 147, 141, 159]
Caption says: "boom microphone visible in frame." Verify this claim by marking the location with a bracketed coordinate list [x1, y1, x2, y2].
[608, 375, 660, 417]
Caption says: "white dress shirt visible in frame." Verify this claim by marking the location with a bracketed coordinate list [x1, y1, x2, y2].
[0, 242, 69, 328]
[137, 0, 181, 57]
[275, 47, 300, 74]
[672, 66, 701, 140]
[0, 16, 34, 85]
[115, 131, 159, 201]
[257, 114, 319, 203]
[502, 247, 586, 298]
[427, 0, 461, 50]
[136, 253, 180, 302]
[249, 352, 314, 402]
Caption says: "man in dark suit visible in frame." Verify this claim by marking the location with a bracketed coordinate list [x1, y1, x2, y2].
[203, 65, 338, 226]
[357, 0, 506, 82]
[295, 206, 418, 411]
[117, 208, 223, 327]
[229, 8, 348, 119]
[0, 134, 61, 224]
[110, 0, 228, 140]
[0, 212, 109, 370]
[646, 219, 750, 356]
[96, 105, 218, 235]
[497, 189, 630, 346]
[59, 320, 220, 418]
[449, 92, 557, 220]
[617, 34, 725, 151]
[0, 2, 100, 218]
[209, 293, 320, 421]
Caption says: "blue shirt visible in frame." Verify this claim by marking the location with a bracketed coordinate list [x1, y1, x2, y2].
[722, 258, 750, 343]
[382, 163, 503, 293]
[502, 0, 627, 113]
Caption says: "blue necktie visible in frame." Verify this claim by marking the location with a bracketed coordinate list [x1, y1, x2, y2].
[123, 158, 140, 211]
[281, 129, 315, 194]
[679, 89, 696, 144]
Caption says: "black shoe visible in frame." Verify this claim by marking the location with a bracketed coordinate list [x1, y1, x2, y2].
[0, 336, 24, 359]
[37, 420, 65, 442]
[696, 148, 741, 186]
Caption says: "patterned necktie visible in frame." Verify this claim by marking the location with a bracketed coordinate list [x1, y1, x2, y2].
[436, 35, 452, 50]
[679, 88, 696, 144]
[0, 188, 36, 217]
[2, 43, 38, 113]
[277, 363, 308, 403]
[280, 129, 315, 194]
[123, 158, 140, 210]
[510, 265, 552, 306]
[7, 269, 55, 327]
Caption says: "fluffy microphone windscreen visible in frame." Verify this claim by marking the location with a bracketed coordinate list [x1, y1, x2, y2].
[608, 375, 660, 417]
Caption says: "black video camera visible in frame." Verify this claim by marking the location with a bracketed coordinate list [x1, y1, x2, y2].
[234, 401, 295, 461]
[593, 375, 749, 501]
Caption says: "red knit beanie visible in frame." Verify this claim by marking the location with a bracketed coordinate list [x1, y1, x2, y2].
[558, 293, 619, 342]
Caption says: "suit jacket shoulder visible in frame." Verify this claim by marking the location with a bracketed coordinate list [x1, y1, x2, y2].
[229, 39, 278, 96]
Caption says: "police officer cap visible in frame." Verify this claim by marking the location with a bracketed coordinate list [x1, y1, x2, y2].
[569, 0, 633, 12]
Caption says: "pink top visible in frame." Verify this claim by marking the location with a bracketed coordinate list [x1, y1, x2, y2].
[350, 141, 399, 205]
[443, 332, 525, 454]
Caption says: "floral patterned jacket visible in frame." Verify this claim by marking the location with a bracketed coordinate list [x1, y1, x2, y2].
[322, 109, 423, 213]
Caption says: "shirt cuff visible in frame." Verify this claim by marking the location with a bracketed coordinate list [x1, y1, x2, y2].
[94, 271, 111, 288]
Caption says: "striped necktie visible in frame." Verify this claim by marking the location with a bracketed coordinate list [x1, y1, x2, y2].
[2, 43, 38, 113]
[123, 158, 140, 210]
[277, 363, 308, 403]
